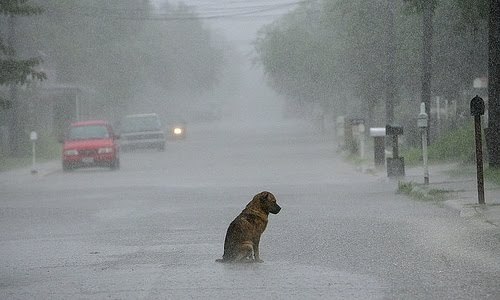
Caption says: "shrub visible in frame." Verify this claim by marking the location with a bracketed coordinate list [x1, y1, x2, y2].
[402, 124, 475, 165]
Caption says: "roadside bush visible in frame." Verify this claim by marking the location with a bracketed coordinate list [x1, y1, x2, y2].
[427, 124, 475, 163]
[402, 123, 475, 165]
[485, 168, 500, 186]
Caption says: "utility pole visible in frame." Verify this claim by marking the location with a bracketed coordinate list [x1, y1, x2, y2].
[488, 0, 500, 168]
[385, 0, 396, 125]
[421, 1, 433, 145]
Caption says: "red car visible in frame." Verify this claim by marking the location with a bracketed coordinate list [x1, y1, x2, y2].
[61, 120, 120, 171]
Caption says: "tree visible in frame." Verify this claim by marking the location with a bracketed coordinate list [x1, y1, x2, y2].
[17, 1, 224, 119]
[1, 0, 46, 155]
[0, 0, 46, 108]
[255, 0, 489, 138]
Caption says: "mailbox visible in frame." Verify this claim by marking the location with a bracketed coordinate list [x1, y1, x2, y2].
[470, 95, 485, 116]
[417, 103, 428, 128]
[385, 125, 403, 136]
[369, 127, 386, 137]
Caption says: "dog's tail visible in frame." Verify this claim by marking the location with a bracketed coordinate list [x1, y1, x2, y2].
[215, 258, 227, 263]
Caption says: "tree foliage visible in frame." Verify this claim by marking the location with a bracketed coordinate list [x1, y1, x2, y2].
[0, 0, 46, 105]
[0, 0, 43, 15]
[15, 0, 224, 117]
[255, 0, 488, 126]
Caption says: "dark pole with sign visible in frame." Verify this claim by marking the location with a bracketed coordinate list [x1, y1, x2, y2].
[471, 95, 485, 205]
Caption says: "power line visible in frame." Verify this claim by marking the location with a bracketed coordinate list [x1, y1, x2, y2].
[42, 1, 306, 21]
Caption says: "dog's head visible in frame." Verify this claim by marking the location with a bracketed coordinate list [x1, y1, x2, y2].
[252, 191, 281, 215]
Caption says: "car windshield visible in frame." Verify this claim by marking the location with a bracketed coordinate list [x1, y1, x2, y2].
[68, 125, 110, 140]
[121, 116, 161, 133]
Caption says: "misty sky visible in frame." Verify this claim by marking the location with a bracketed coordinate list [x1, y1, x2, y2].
[152, 1, 301, 125]
[156, 0, 298, 49]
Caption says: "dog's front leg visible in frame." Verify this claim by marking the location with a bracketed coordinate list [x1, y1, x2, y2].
[253, 239, 264, 263]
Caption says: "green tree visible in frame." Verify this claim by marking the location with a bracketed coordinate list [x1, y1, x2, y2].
[0, 0, 46, 108]
[256, 0, 489, 136]
[16, 1, 224, 119]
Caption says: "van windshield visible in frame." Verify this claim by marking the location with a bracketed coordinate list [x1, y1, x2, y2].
[121, 116, 161, 133]
[68, 125, 110, 140]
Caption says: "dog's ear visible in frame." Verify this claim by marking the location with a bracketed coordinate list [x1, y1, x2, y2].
[257, 191, 268, 204]
[259, 191, 275, 202]
[261, 191, 269, 197]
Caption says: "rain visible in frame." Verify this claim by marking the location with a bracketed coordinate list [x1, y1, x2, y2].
[1, 1, 500, 299]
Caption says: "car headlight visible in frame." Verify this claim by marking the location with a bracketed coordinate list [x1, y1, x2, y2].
[63, 149, 78, 156]
[173, 127, 183, 135]
[98, 147, 113, 154]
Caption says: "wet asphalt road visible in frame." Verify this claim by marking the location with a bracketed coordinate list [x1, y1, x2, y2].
[1, 120, 499, 299]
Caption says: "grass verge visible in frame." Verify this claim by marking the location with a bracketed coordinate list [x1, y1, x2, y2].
[0, 135, 60, 172]
[402, 124, 475, 167]
[485, 168, 500, 186]
[397, 181, 452, 202]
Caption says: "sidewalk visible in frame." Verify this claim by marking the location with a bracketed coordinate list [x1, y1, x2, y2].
[0, 160, 60, 180]
[393, 163, 500, 227]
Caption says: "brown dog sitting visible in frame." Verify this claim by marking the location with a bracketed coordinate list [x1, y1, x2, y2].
[216, 191, 281, 263]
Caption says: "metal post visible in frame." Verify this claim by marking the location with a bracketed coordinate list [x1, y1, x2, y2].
[474, 115, 485, 204]
[30, 131, 38, 174]
[359, 124, 365, 161]
[392, 135, 398, 158]
[422, 129, 429, 184]
[470, 95, 486, 205]
[418, 103, 429, 184]
[31, 141, 36, 174]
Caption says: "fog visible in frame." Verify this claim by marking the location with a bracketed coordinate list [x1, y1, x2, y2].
[1, 0, 299, 141]
[148, 0, 294, 128]
[0, 0, 492, 148]
[2, 1, 500, 299]
[123, 0, 297, 127]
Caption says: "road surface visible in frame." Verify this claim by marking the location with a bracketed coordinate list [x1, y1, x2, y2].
[1, 120, 499, 299]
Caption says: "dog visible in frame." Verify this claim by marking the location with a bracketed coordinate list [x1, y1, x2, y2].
[216, 191, 281, 263]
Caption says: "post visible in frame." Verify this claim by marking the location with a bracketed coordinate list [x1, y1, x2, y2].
[30, 131, 38, 175]
[392, 135, 399, 158]
[418, 103, 429, 184]
[474, 115, 485, 204]
[422, 131, 429, 184]
[470, 96, 485, 205]
[385, 125, 405, 177]
[359, 123, 365, 161]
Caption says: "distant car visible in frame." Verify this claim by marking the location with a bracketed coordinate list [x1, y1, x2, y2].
[169, 122, 187, 140]
[61, 120, 120, 171]
[119, 113, 166, 151]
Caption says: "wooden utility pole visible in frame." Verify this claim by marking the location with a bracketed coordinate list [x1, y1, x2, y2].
[385, 0, 396, 126]
[421, 1, 433, 145]
[488, 0, 500, 168]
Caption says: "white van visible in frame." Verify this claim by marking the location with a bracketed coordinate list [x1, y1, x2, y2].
[119, 113, 165, 151]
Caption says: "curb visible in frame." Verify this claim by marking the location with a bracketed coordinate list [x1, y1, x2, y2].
[0, 161, 60, 178]
[443, 199, 480, 218]
[398, 179, 499, 227]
